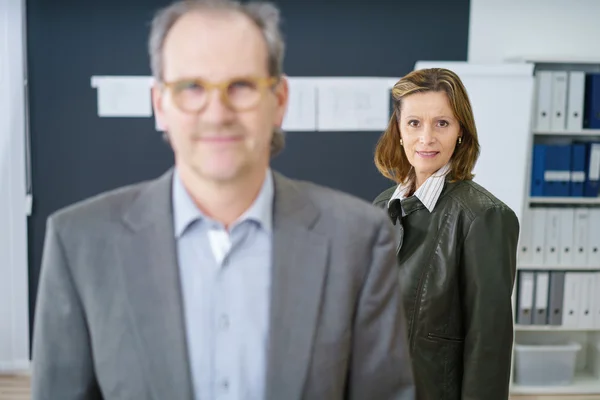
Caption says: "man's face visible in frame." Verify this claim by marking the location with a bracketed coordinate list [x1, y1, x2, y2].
[153, 10, 288, 184]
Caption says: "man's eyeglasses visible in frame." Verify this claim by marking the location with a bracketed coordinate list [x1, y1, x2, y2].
[161, 76, 279, 113]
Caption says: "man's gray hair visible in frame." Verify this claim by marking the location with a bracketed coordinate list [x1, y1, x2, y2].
[149, 0, 286, 157]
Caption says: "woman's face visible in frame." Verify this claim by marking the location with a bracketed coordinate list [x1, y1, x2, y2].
[398, 91, 461, 185]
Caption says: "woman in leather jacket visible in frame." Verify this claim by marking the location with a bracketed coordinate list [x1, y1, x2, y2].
[373, 68, 519, 400]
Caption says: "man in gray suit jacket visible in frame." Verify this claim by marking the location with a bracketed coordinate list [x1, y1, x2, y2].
[31, 0, 415, 399]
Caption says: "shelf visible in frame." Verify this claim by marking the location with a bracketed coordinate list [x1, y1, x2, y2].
[528, 197, 600, 205]
[518, 264, 600, 271]
[533, 129, 600, 136]
[511, 374, 600, 395]
[515, 325, 600, 332]
[506, 56, 600, 65]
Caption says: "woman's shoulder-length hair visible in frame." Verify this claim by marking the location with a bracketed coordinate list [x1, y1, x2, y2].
[374, 67, 481, 185]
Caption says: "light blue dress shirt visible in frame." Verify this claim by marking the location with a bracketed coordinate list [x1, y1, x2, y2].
[172, 168, 274, 400]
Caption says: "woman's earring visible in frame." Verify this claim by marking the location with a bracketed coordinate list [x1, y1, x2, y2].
[458, 136, 462, 144]
[400, 138, 404, 146]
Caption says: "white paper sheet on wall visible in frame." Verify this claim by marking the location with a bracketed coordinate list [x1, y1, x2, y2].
[316, 78, 393, 131]
[91, 76, 154, 117]
[282, 77, 318, 132]
[88, 75, 401, 131]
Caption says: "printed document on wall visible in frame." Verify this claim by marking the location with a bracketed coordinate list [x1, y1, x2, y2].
[91, 76, 154, 117]
[316, 78, 391, 131]
[282, 77, 317, 131]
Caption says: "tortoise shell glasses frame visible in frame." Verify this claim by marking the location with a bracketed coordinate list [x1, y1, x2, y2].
[160, 76, 280, 113]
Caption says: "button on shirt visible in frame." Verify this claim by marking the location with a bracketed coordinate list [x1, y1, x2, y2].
[172, 169, 274, 400]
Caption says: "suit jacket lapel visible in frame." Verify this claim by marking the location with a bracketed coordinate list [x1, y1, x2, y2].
[116, 169, 328, 400]
[119, 169, 193, 400]
[266, 172, 329, 400]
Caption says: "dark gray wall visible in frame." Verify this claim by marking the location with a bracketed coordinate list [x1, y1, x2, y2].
[26, 0, 470, 343]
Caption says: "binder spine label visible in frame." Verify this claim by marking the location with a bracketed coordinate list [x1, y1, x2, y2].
[544, 171, 571, 181]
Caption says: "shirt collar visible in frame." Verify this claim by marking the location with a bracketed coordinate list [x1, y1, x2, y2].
[387, 163, 450, 213]
[172, 168, 274, 237]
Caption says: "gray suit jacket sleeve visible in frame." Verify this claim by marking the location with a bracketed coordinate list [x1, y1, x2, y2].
[31, 216, 102, 400]
[348, 216, 415, 400]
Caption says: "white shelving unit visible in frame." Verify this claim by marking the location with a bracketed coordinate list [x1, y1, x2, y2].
[517, 264, 597, 271]
[528, 196, 600, 205]
[515, 325, 599, 332]
[511, 58, 600, 396]
[533, 129, 600, 136]
[512, 374, 600, 395]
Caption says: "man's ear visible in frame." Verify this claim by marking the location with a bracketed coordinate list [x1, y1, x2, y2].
[152, 83, 167, 132]
[273, 74, 289, 127]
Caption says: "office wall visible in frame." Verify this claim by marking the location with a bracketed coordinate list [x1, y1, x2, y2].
[0, 0, 30, 371]
[468, 0, 600, 63]
[24, 0, 470, 349]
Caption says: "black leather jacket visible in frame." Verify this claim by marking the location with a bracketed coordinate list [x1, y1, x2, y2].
[374, 178, 519, 400]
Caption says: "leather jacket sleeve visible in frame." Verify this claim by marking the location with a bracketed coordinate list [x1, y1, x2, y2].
[460, 205, 519, 400]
